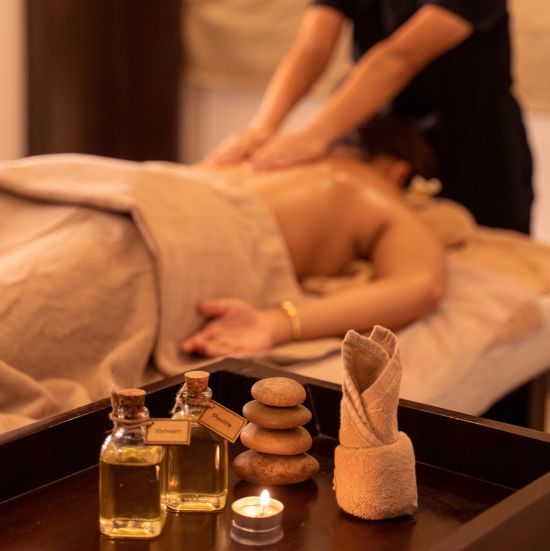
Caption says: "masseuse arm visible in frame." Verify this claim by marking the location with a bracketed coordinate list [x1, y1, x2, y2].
[204, 7, 344, 165]
[251, 5, 473, 170]
[180, 204, 446, 357]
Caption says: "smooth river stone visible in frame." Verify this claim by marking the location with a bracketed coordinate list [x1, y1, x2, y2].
[233, 450, 320, 485]
[251, 377, 306, 407]
[240, 423, 312, 455]
[242, 400, 312, 429]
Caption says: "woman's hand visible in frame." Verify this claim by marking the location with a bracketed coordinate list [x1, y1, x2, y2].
[180, 298, 289, 358]
[250, 129, 330, 171]
[204, 127, 273, 166]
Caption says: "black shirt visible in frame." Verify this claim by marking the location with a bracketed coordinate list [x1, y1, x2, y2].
[312, 0, 533, 232]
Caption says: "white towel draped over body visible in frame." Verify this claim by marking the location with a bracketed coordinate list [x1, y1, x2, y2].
[0, 154, 302, 432]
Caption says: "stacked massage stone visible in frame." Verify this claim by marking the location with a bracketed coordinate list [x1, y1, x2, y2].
[233, 377, 320, 484]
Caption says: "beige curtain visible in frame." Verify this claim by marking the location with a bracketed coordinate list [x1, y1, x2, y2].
[510, 0, 550, 112]
[182, 0, 549, 111]
[181, 0, 351, 95]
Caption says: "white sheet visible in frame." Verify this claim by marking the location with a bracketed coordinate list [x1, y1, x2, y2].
[280, 294, 550, 416]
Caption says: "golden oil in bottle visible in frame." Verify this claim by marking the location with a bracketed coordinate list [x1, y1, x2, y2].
[166, 371, 228, 512]
[167, 418, 228, 511]
[99, 389, 166, 539]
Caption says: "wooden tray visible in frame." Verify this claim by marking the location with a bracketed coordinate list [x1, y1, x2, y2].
[0, 359, 549, 550]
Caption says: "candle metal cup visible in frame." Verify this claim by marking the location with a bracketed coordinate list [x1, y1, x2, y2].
[230, 496, 284, 546]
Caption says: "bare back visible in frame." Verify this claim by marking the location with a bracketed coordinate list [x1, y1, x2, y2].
[251, 160, 383, 277]
[241, 156, 440, 281]
[196, 153, 445, 287]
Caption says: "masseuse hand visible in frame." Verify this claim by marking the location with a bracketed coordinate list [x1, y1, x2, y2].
[205, 127, 273, 166]
[180, 298, 288, 358]
[250, 129, 330, 171]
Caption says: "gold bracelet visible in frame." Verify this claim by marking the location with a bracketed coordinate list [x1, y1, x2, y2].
[280, 300, 301, 340]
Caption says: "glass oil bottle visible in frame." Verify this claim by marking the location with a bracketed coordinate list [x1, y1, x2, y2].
[99, 388, 166, 539]
[167, 371, 228, 512]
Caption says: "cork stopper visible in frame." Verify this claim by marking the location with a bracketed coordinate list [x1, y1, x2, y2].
[112, 388, 146, 417]
[184, 371, 210, 395]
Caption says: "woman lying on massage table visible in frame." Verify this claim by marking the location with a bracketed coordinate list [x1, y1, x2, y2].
[181, 117, 447, 357]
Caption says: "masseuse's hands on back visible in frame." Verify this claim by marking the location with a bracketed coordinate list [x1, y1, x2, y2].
[180, 298, 290, 358]
[250, 128, 330, 170]
[205, 7, 343, 169]
[205, 126, 330, 169]
[204, 127, 273, 166]
[205, 125, 330, 169]
[205, 5, 472, 171]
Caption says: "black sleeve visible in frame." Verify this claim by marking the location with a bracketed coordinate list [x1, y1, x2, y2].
[417, 0, 507, 31]
[311, 0, 354, 19]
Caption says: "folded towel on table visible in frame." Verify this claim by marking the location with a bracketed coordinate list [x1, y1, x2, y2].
[334, 327, 417, 520]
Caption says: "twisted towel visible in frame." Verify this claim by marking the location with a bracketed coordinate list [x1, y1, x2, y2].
[334, 327, 418, 519]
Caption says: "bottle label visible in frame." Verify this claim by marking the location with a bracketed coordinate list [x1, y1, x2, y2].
[198, 400, 247, 443]
[144, 419, 191, 445]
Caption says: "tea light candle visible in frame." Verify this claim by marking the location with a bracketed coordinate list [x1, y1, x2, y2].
[230, 490, 284, 546]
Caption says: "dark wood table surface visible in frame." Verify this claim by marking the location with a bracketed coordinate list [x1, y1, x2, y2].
[1, 360, 549, 551]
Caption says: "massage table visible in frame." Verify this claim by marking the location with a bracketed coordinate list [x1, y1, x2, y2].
[279, 293, 550, 427]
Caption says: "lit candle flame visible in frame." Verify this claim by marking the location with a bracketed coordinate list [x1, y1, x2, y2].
[259, 490, 270, 514]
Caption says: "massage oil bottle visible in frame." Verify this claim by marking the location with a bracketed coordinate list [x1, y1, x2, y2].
[167, 371, 228, 512]
[99, 388, 166, 539]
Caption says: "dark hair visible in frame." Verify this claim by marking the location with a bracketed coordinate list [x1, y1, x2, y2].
[354, 113, 438, 183]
